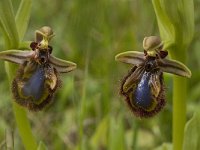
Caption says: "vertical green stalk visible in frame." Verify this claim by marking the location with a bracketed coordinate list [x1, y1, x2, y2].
[132, 120, 138, 150]
[78, 73, 87, 150]
[152, 0, 194, 149]
[0, 0, 37, 149]
[172, 76, 187, 150]
[78, 43, 90, 150]
[5, 63, 38, 150]
[170, 47, 187, 150]
[13, 103, 38, 150]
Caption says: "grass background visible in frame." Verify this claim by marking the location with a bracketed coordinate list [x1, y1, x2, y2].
[0, 0, 200, 149]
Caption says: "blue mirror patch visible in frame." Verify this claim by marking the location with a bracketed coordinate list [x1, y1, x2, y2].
[133, 72, 152, 109]
[22, 67, 45, 101]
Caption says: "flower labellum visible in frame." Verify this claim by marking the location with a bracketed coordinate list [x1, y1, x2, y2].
[0, 26, 77, 111]
[115, 36, 191, 118]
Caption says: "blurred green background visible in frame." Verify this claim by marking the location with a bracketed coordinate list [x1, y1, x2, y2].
[0, 0, 200, 149]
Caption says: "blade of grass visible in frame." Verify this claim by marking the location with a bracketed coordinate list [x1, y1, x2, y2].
[90, 116, 109, 149]
[5, 129, 14, 149]
[108, 114, 126, 150]
[0, 0, 19, 48]
[78, 42, 90, 150]
[0, 21, 11, 48]
[15, 0, 32, 41]
[183, 110, 200, 150]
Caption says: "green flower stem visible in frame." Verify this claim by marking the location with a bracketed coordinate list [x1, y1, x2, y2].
[13, 103, 38, 150]
[5, 63, 38, 150]
[152, 0, 193, 149]
[172, 76, 186, 150]
[170, 50, 187, 150]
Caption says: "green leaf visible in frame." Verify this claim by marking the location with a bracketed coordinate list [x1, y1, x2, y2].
[90, 116, 109, 149]
[152, 0, 174, 46]
[0, 20, 11, 48]
[189, 82, 200, 101]
[19, 41, 32, 49]
[0, 0, 19, 48]
[160, 0, 194, 47]
[152, 0, 194, 51]
[37, 141, 48, 150]
[183, 110, 200, 150]
[15, 0, 32, 41]
[108, 114, 126, 150]
[154, 143, 173, 150]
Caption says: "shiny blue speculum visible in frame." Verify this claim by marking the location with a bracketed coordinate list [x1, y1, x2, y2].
[133, 72, 154, 109]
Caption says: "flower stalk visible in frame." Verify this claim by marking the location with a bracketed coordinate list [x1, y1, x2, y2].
[0, 0, 38, 149]
[152, 0, 194, 149]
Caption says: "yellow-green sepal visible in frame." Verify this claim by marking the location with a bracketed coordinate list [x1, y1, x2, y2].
[0, 50, 34, 64]
[157, 58, 191, 78]
[49, 55, 77, 73]
[115, 51, 145, 65]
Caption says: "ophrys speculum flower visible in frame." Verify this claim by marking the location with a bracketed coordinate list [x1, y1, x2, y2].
[0, 26, 77, 111]
[115, 36, 191, 118]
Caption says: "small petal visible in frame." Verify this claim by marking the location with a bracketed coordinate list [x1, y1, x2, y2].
[115, 51, 145, 65]
[0, 50, 34, 64]
[49, 55, 77, 73]
[157, 58, 191, 78]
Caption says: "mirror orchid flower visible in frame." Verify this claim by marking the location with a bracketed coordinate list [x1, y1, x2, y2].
[115, 36, 191, 118]
[0, 26, 77, 111]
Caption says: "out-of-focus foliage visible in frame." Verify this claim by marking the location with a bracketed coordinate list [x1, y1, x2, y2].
[0, 0, 199, 149]
[183, 109, 200, 150]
